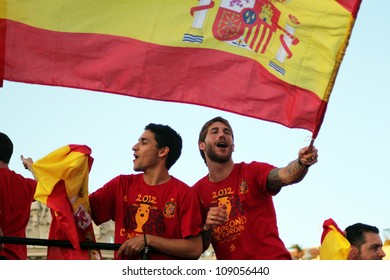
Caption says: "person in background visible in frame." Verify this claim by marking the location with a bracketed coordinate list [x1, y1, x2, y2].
[193, 116, 318, 260]
[89, 123, 203, 260]
[345, 223, 386, 260]
[0, 132, 37, 260]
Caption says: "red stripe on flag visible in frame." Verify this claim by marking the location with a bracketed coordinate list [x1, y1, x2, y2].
[320, 218, 344, 244]
[68, 144, 91, 155]
[45, 174, 91, 259]
[4, 20, 323, 131]
[46, 180, 80, 251]
[0, 19, 5, 87]
[68, 144, 93, 171]
[336, 0, 362, 18]
[190, 1, 215, 17]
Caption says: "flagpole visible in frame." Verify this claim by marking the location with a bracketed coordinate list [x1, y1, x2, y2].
[309, 137, 315, 150]
[0, 236, 120, 251]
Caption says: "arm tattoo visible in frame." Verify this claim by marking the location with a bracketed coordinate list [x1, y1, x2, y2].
[267, 168, 283, 192]
[282, 160, 308, 185]
[267, 161, 308, 192]
[287, 160, 304, 176]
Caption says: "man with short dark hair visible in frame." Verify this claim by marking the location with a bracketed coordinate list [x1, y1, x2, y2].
[0, 132, 37, 260]
[345, 223, 386, 260]
[90, 124, 203, 260]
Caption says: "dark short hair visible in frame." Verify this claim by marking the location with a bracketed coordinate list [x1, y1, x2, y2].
[345, 223, 380, 249]
[145, 123, 182, 170]
[198, 116, 233, 164]
[0, 132, 13, 164]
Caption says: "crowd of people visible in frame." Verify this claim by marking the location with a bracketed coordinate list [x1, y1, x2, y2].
[0, 117, 386, 260]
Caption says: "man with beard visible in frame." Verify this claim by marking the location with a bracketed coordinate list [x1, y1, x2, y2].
[193, 116, 318, 260]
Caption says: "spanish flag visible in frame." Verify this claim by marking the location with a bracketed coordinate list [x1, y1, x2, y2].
[319, 218, 350, 260]
[1, 0, 361, 137]
[32, 145, 101, 260]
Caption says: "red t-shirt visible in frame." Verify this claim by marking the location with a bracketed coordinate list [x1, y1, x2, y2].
[193, 162, 292, 260]
[0, 168, 37, 260]
[89, 174, 203, 260]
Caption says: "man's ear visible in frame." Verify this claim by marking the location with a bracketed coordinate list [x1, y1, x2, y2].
[158, 147, 169, 158]
[348, 246, 359, 260]
[199, 141, 206, 151]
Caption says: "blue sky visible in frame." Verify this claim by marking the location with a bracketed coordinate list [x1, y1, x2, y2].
[1, 1, 389, 248]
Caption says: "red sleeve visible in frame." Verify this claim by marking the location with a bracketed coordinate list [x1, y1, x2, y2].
[89, 175, 121, 225]
[179, 189, 203, 239]
[248, 161, 278, 196]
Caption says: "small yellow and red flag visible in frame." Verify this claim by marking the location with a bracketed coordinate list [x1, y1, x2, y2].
[319, 218, 350, 260]
[33, 145, 101, 260]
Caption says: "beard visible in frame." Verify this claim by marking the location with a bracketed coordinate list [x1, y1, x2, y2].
[205, 143, 232, 163]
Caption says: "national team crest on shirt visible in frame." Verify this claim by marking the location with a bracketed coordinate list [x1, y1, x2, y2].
[163, 200, 176, 218]
[239, 179, 249, 194]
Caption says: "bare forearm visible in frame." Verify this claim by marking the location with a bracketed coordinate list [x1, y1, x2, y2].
[267, 159, 308, 192]
[266, 146, 318, 193]
[147, 234, 203, 259]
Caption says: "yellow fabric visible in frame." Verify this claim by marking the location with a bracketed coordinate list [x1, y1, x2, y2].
[319, 225, 350, 260]
[31, 145, 100, 259]
[383, 245, 390, 260]
[33, 145, 91, 214]
[1, 0, 358, 100]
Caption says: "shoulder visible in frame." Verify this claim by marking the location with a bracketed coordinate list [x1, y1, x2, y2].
[108, 173, 139, 184]
[0, 168, 37, 187]
[192, 174, 209, 190]
[240, 161, 275, 173]
[91, 174, 139, 195]
[169, 176, 191, 190]
[238, 161, 274, 168]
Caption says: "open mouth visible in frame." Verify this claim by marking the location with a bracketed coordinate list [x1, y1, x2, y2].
[216, 142, 228, 148]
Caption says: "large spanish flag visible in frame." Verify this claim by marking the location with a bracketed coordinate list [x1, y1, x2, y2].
[32, 145, 101, 260]
[1, 0, 361, 137]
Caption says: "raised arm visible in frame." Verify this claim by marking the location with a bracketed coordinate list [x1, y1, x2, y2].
[266, 146, 318, 193]
[20, 155, 37, 180]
